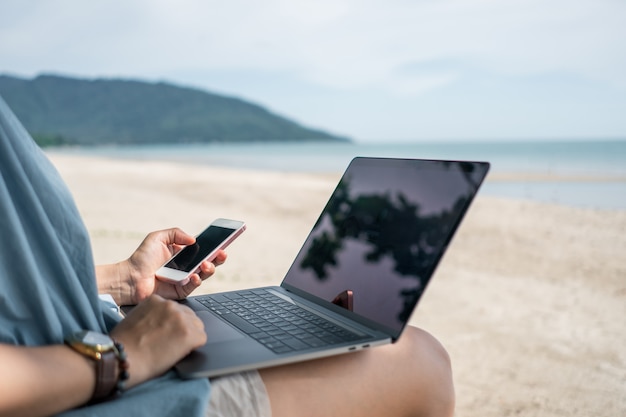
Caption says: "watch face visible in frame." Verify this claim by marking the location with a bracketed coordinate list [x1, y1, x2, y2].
[78, 330, 114, 351]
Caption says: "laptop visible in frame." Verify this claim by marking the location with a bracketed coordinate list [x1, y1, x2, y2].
[175, 157, 490, 378]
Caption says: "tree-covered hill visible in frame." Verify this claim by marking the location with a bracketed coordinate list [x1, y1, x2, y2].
[0, 74, 350, 146]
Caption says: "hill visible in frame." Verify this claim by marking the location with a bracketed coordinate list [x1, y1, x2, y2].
[0, 74, 350, 146]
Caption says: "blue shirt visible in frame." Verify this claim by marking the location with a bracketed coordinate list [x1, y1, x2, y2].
[0, 96, 210, 416]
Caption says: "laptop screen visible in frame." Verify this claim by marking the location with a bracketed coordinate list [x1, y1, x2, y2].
[282, 157, 489, 338]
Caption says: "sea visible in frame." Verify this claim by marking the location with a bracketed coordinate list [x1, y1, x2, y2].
[51, 139, 626, 210]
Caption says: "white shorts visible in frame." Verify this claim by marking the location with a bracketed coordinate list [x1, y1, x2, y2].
[206, 371, 272, 417]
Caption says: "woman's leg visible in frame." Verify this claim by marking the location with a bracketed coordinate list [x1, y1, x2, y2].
[260, 326, 455, 417]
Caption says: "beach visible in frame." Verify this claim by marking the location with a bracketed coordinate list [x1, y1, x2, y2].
[48, 152, 625, 417]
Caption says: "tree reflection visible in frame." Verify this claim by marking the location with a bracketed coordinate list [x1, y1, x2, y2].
[299, 162, 477, 323]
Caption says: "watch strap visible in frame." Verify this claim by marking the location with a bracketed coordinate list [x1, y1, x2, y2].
[92, 349, 118, 401]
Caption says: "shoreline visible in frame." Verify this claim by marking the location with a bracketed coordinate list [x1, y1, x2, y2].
[47, 147, 626, 179]
[46, 149, 626, 211]
[48, 152, 626, 417]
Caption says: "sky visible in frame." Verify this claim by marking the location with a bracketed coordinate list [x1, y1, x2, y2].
[1, 0, 625, 142]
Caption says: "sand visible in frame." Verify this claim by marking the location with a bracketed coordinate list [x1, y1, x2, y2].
[48, 153, 626, 417]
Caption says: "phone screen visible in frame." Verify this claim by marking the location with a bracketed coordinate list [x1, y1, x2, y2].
[164, 226, 234, 272]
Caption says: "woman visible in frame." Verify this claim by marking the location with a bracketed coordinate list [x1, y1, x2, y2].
[0, 96, 454, 417]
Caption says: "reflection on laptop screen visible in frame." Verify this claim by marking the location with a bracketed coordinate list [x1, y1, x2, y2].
[282, 158, 489, 337]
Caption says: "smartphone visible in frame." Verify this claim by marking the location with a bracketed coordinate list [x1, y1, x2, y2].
[156, 218, 246, 285]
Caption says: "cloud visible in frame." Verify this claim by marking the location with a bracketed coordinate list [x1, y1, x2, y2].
[1, 0, 625, 140]
[2, 0, 625, 91]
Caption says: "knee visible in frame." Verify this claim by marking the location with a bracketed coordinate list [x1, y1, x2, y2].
[401, 326, 452, 369]
[397, 326, 455, 417]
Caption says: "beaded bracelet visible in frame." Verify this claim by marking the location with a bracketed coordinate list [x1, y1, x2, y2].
[113, 341, 130, 395]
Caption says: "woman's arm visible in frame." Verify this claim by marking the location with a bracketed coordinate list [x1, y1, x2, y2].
[0, 343, 95, 417]
[0, 295, 207, 417]
[96, 228, 227, 306]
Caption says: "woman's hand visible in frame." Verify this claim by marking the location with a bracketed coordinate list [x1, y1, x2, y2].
[126, 228, 228, 303]
[97, 228, 227, 306]
[110, 294, 207, 388]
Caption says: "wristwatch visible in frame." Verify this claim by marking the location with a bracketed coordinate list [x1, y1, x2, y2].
[65, 330, 119, 401]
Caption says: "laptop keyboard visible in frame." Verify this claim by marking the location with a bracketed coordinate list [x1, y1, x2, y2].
[195, 289, 365, 354]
